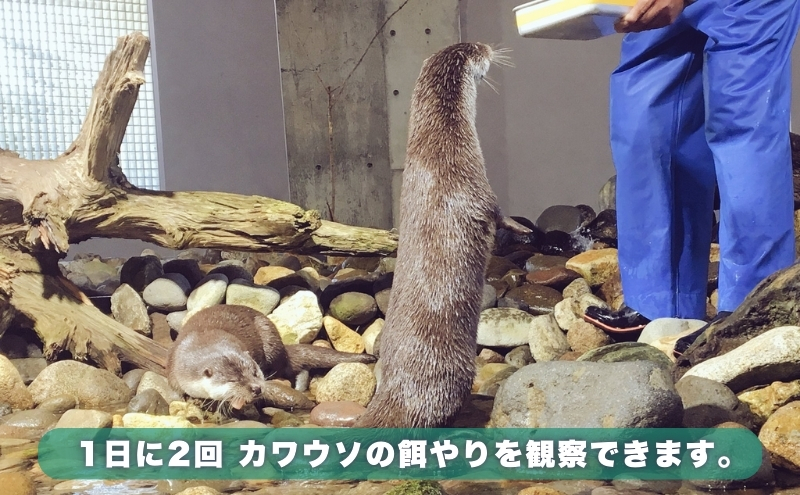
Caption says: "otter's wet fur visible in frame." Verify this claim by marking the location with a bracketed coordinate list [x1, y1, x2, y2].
[166, 304, 377, 411]
[353, 42, 519, 428]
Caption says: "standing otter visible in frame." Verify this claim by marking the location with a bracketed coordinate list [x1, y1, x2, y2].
[353, 42, 526, 428]
[166, 304, 376, 410]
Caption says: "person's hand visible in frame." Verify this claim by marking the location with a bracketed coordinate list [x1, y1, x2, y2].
[615, 0, 686, 33]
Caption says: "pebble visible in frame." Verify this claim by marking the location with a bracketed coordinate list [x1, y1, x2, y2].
[137, 371, 183, 404]
[0, 471, 36, 495]
[0, 356, 33, 410]
[254, 266, 295, 285]
[597, 272, 624, 311]
[567, 320, 614, 354]
[271, 409, 303, 428]
[738, 379, 800, 423]
[474, 363, 517, 397]
[175, 487, 222, 495]
[375, 288, 392, 315]
[577, 342, 673, 370]
[558, 351, 583, 361]
[679, 325, 800, 393]
[219, 420, 270, 429]
[759, 401, 800, 473]
[169, 401, 209, 423]
[477, 308, 535, 348]
[127, 389, 170, 416]
[576, 293, 608, 313]
[488, 280, 509, 299]
[62, 257, 121, 296]
[688, 421, 775, 490]
[505, 345, 534, 368]
[529, 314, 570, 362]
[142, 274, 191, 311]
[111, 283, 153, 335]
[675, 376, 757, 429]
[329, 292, 378, 326]
[486, 256, 520, 281]
[309, 401, 367, 427]
[121, 412, 194, 428]
[122, 369, 147, 391]
[638, 318, 707, 345]
[120, 255, 164, 292]
[553, 297, 582, 331]
[599, 176, 616, 211]
[28, 360, 132, 409]
[611, 479, 681, 494]
[481, 284, 497, 311]
[150, 313, 173, 346]
[477, 348, 505, 365]
[163, 258, 205, 287]
[501, 269, 527, 289]
[225, 281, 281, 315]
[501, 284, 563, 316]
[0, 410, 59, 435]
[323, 316, 365, 354]
[185, 273, 229, 314]
[525, 267, 580, 290]
[208, 260, 254, 284]
[167, 311, 188, 332]
[565, 248, 619, 287]
[267, 290, 324, 344]
[524, 254, 569, 273]
[312, 339, 333, 349]
[581, 209, 618, 246]
[36, 395, 77, 415]
[54, 409, 113, 429]
[315, 363, 376, 407]
[296, 267, 322, 290]
[518, 486, 569, 495]
[260, 253, 303, 270]
[562, 278, 592, 300]
[362, 319, 384, 355]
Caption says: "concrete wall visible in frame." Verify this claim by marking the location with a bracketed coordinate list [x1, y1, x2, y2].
[384, 0, 461, 227]
[69, 0, 289, 259]
[275, 0, 394, 230]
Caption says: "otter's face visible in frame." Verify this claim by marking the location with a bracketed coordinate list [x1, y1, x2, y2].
[176, 346, 266, 410]
[468, 43, 494, 82]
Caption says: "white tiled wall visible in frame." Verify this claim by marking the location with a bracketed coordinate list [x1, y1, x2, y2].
[0, 0, 160, 189]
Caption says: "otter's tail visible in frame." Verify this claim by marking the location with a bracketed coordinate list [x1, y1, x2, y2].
[285, 344, 376, 374]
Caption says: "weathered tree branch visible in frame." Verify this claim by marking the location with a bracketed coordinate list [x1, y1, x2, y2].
[0, 248, 167, 374]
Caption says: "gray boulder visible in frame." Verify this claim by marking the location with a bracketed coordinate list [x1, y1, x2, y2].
[490, 361, 683, 428]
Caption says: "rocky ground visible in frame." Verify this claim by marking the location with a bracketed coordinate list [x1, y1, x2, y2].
[0, 177, 799, 494]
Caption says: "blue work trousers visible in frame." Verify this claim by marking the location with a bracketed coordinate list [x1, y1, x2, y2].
[610, 0, 800, 320]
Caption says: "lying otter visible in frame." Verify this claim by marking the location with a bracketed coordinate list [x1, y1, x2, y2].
[166, 304, 377, 410]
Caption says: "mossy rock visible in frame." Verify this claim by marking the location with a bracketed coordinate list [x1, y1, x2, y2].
[385, 480, 445, 495]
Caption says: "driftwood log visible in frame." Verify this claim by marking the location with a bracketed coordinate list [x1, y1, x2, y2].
[0, 32, 397, 375]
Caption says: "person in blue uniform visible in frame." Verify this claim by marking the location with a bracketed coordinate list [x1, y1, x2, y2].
[583, 0, 800, 355]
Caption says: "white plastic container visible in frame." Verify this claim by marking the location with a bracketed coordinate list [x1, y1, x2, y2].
[514, 0, 636, 40]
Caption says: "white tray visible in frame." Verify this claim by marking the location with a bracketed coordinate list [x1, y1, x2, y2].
[514, 0, 635, 40]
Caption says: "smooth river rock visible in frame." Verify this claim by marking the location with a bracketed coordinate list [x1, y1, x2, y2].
[678, 325, 800, 393]
[490, 361, 683, 428]
[477, 308, 534, 348]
